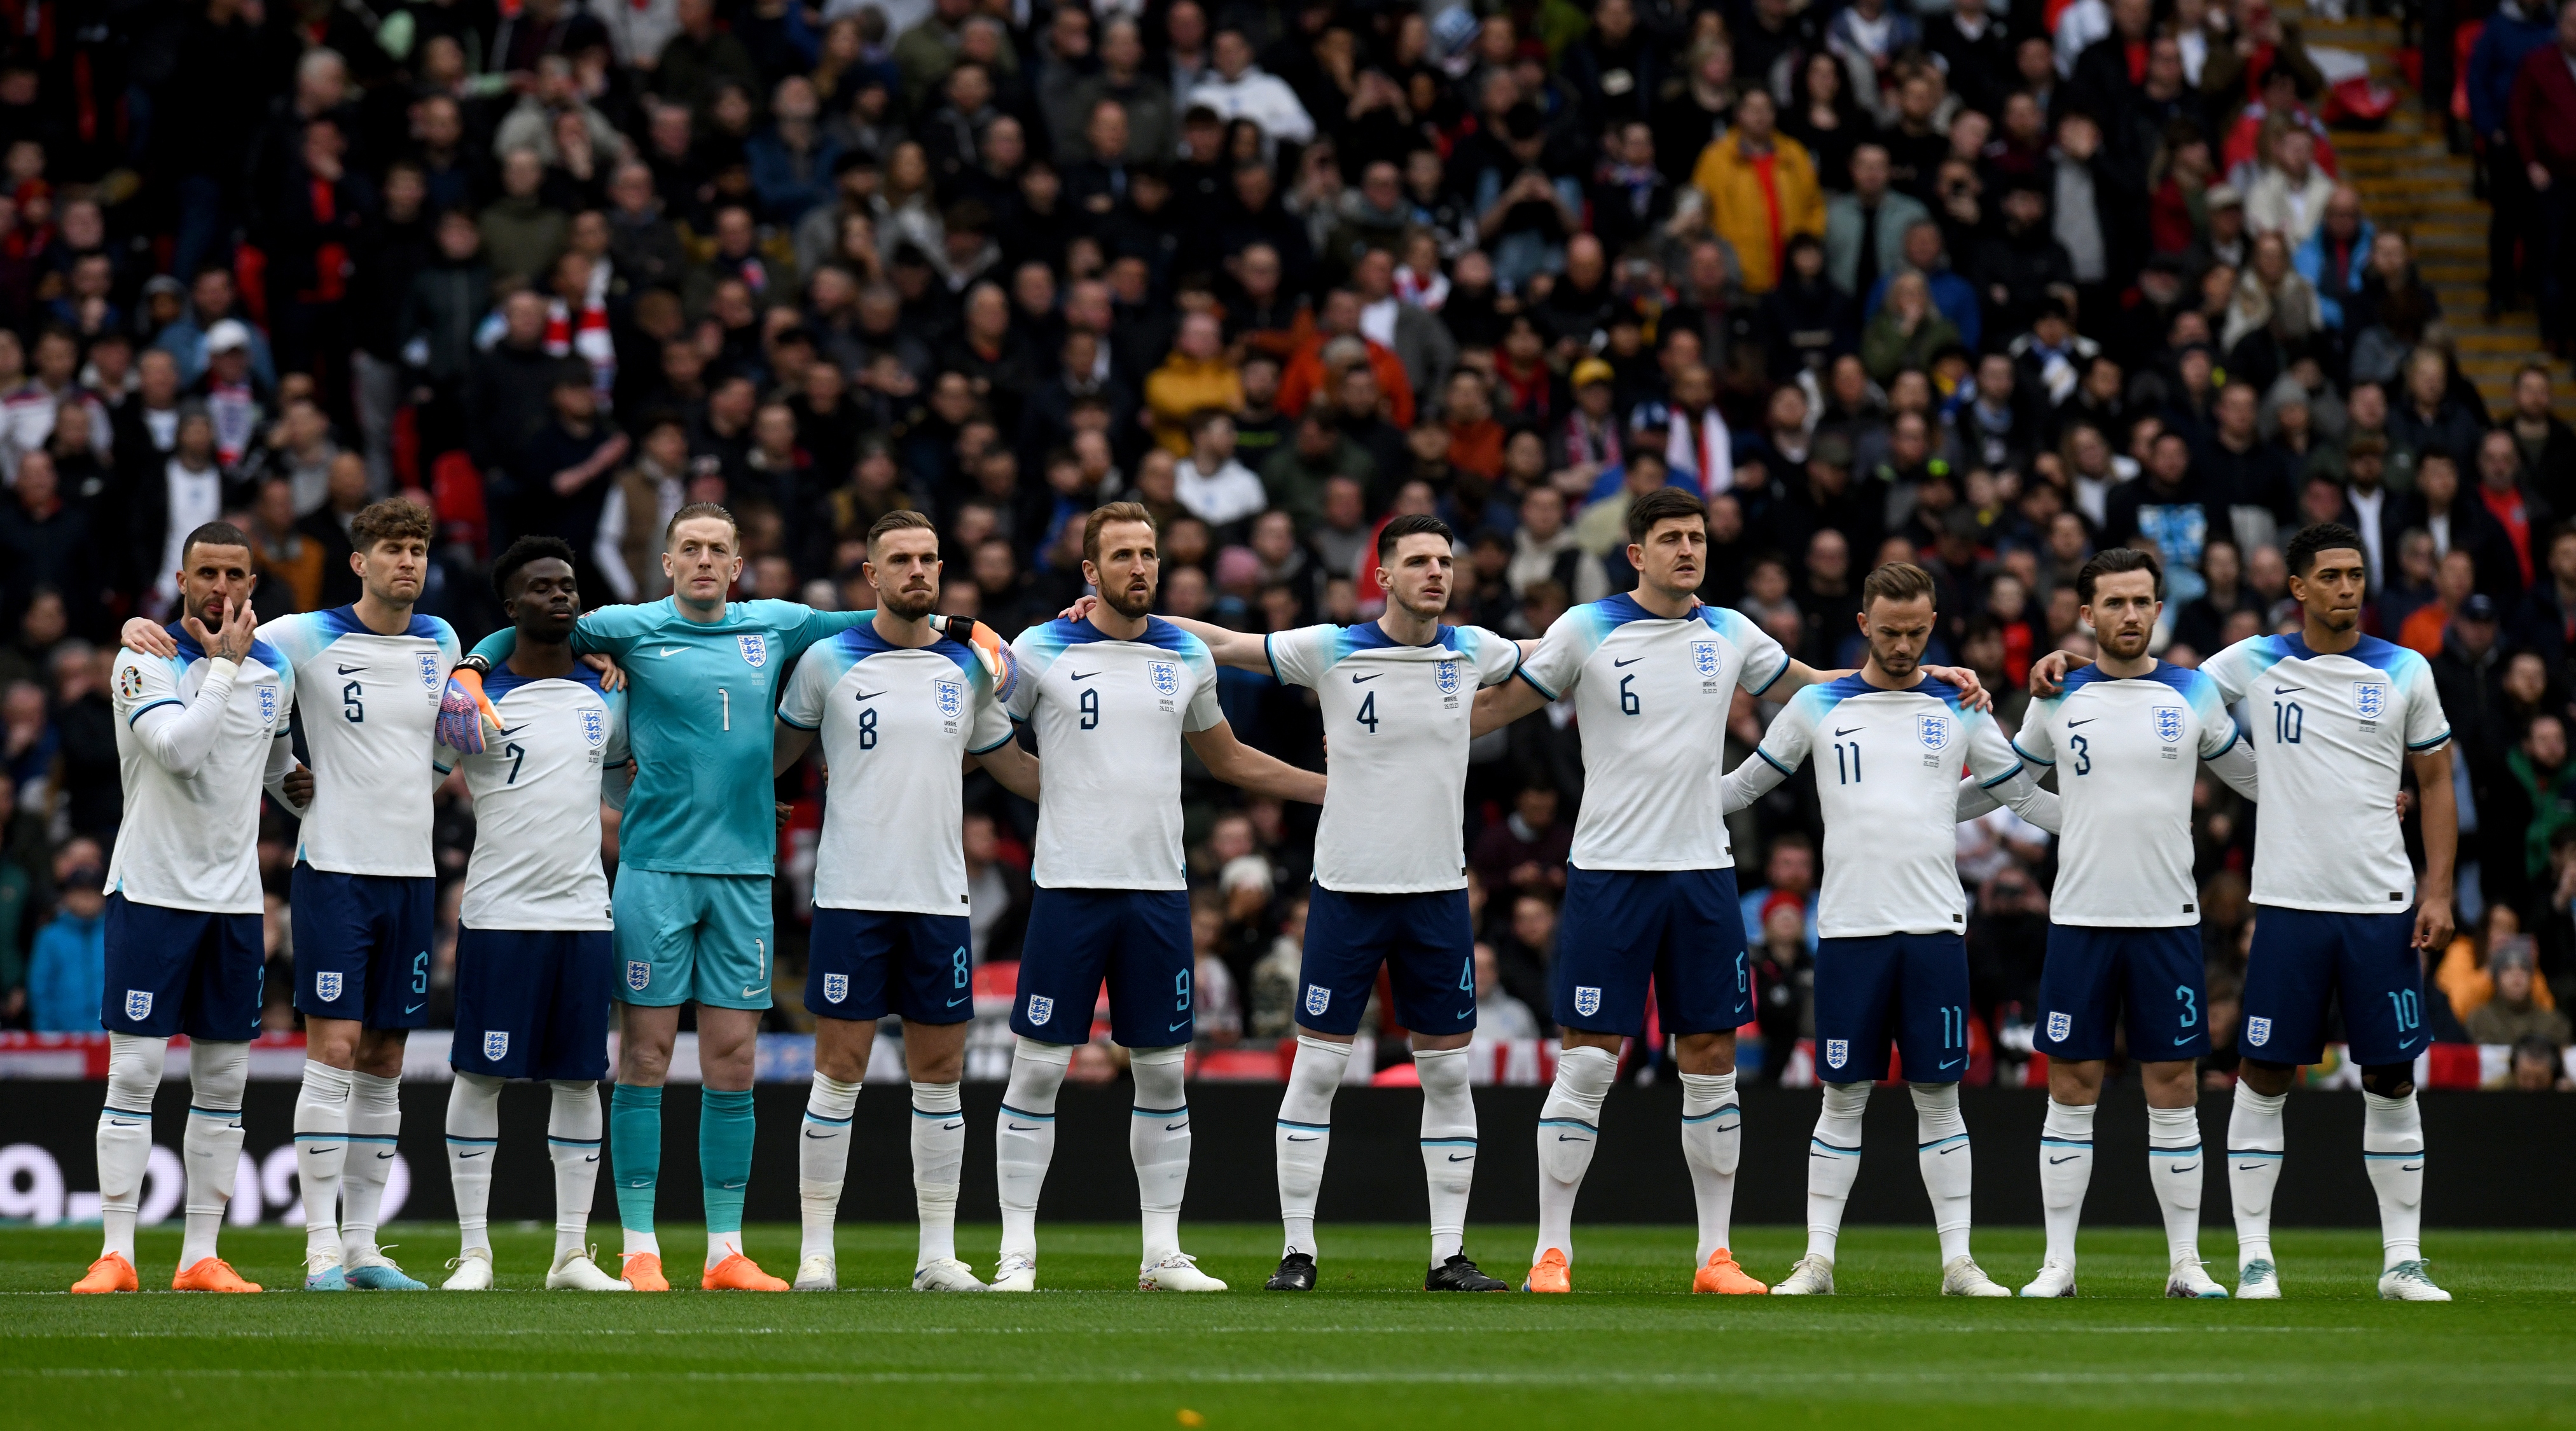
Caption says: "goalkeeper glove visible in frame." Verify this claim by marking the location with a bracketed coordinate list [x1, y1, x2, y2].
[939, 615, 1016, 698]
[438, 660, 506, 754]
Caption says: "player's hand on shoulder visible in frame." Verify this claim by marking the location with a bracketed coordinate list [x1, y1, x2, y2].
[1058, 595, 1100, 623]
[2028, 649, 2079, 697]
[1921, 663, 1990, 712]
[121, 616, 178, 659]
[582, 652, 627, 691]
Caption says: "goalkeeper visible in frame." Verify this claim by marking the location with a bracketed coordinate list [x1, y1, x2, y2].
[447, 502, 1006, 1292]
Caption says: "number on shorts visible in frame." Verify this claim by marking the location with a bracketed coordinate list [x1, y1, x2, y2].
[1175, 967, 1193, 1013]
[1939, 1005, 1966, 1049]
[2387, 988, 2420, 1032]
[342, 681, 364, 724]
[1736, 949, 1748, 993]
[411, 951, 429, 995]
[953, 945, 970, 990]
[2177, 985, 2197, 1028]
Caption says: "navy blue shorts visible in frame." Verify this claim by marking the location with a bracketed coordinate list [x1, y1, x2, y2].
[1813, 932, 1971, 1084]
[2241, 906, 2428, 1067]
[100, 895, 264, 1040]
[290, 866, 435, 1029]
[1298, 883, 1476, 1039]
[450, 926, 612, 1081]
[1011, 887, 1193, 1048]
[807, 908, 975, 1025]
[2035, 923, 2210, 1063]
[1554, 867, 1750, 1037]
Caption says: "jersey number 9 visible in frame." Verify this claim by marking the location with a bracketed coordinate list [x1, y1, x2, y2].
[1079, 688, 1100, 730]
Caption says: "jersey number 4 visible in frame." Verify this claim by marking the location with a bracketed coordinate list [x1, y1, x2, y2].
[1356, 691, 1379, 733]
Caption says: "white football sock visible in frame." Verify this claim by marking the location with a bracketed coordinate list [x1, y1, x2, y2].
[1679, 1070, 1742, 1265]
[2145, 1104, 2204, 1267]
[1275, 1035, 1348, 1257]
[1128, 1046, 1192, 1265]
[293, 1060, 354, 1262]
[1914, 1083, 1975, 1264]
[340, 1070, 403, 1266]
[97, 1034, 163, 1263]
[1415, 1046, 1477, 1265]
[181, 1040, 249, 1269]
[2362, 1091, 2426, 1268]
[445, 1072, 504, 1258]
[1805, 1082, 1869, 1261]
[547, 1081, 604, 1261]
[2037, 1098, 2097, 1268]
[800, 1072, 861, 1264]
[1533, 1044, 1615, 1264]
[911, 1081, 966, 1268]
[705, 1227, 742, 1268]
[2227, 1082, 2287, 1271]
[995, 1039, 1070, 1261]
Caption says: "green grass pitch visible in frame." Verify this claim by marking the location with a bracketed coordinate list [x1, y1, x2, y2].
[6, 1223, 2573, 1429]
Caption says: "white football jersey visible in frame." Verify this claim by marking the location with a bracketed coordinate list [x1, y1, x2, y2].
[780, 625, 1013, 915]
[1750, 675, 2025, 937]
[1008, 616, 1222, 891]
[1267, 621, 1523, 894]
[2012, 663, 2241, 927]
[2199, 632, 2449, 913]
[106, 633, 294, 915]
[440, 667, 627, 931]
[263, 606, 460, 876]
[1520, 595, 1790, 871]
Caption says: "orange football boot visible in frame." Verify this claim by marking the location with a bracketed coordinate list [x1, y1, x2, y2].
[701, 1253, 789, 1291]
[1693, 1248, 1769, 1294]
[1523, 1248, 1572, 1294]
[71, 1253, 138, 1293]
[621, 1253, 672, 1292]
[172, 1257, 262, 1292]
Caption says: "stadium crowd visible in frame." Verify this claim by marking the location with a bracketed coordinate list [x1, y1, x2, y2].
[0, 0, 2572, 1091]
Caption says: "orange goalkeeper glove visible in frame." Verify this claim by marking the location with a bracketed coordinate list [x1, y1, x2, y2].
[939, 615, 1016, 699]
[438, 661, 506, 754]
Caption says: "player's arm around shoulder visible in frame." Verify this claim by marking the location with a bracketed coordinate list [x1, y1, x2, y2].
[1720, 686, 1814, 812]
[1472, 632, 1554, 734]
[1965, 707, 2060, 833]
[1161, 612, 1273, 672]
[1186, 720, 1327, 804]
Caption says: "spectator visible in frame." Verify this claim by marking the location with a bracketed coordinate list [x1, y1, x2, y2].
[1692, 89, 1825, 296]
[2467, 938, 2574, 1045]
[25, 838, 105, 1032]
[1173, 411, 1266, 531]
[1472, 943, 1541, 1042]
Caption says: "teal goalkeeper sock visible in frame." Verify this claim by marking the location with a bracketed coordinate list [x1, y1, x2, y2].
[611, 1084, 663, 1236]
[700, 1088, 757, 1236]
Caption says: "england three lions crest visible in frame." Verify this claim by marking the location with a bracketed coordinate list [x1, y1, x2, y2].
[2154, 705, 2185, 743]
[581, 707, 607, 747]
[314, 971, 345, 1002]
[2245, 1016, 2272, 1048]
[1147, 660, 1179, 697]
[738, 634, 768, 668]
[124, 989, 153, 1021]
[1434, 659, 1462, 695]
[1025, 993, 1055, 1025]
[822, 973, 849, 1004]
[2353, 681, 2388, 720]
[1303, 984, 1332, 1017]
[625, 960, 651, 992]
[258, 683, 279, 724]
[1573, 985, 1603, 1017]
[482, 1031, 509, 1062]
[1823, 1039, 1848, 1070]
[417, 652, 442, 692]
[936, 680, 965, 719]
[1692, 641, 1722, 680]
[2046, 1010, 2072, 1042]
[1917, 714, 1951, 750]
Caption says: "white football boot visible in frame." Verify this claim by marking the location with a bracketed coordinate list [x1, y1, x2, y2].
[1941, 1256, 2012, 1297]
[2165, 1260, 2229, 1299]
[2018, 1260, 2077, 1298]
[441, 1248, 494, 1290]
[546, 1247, 632, 1290]
[793, 1254, 838, 1292]
[990, 1253, 1037, 1292]
[2376, 1260, 2451, 1302]
[912, 1258, 990, 1292]
[2236, 1258, 2283, 1299]
[1772, 1255, 1835, 1296]
[1139, 1252, 1228, 1291]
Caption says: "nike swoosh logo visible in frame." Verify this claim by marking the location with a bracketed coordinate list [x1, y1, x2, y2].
[657, 648, 681, 658]
[337, 664, 367, 674]
[2066, 718, 2096, 728]
[1287, 1135, 1319, 1142]
[948, 995, 971, 1007]
[1166, 1122, 1189, 1131]
[460, 1150, 486, 1159]
[108, 1119, 141, 1127]
[375, 1151, 394, 1160]
[497, 724, 530, 737]
[2170, 1163, 2196, 1173]
[2273, 685, 2297, 695]
[2048, 1155, 2080, 1165]
[1168, 1020, 1189, 1031]
[942, 1120, 964, 1130]
[1613, 656, 1645, 667]
[804, 1130, 833, 1140]
[1447, 1153, 1474, 1162]
[742, 986, 760, 997]
[585, 1154, 600, 1163]
[2175, 1035, 2196, 1046]
[1556, 1135, 1592, 1144]
[1939, 1144, 1965, 1156]
[406, 1003, 425, 1014]
[2402, 1162, 2423, 1172]
[1834, 726, 1863, 736]
[1939, 1058, 1963, 1070]
[2237, 1163, 2271, 1172]
[226, 1123, 242, 1130]
[1067, 669, 1099, 681]
[852, 690, 882, 702]
[718, 1182, 747, 1191]
[1009, 1122, 1040, 1131]
[1350, 672, 1381, 683]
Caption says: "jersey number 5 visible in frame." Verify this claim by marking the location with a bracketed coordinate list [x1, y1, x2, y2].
[342, 681, 364, 724]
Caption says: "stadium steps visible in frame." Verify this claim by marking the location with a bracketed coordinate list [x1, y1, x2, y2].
[2294, 10, 2576, 419]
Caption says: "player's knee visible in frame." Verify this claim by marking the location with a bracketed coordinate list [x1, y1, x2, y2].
[2238, 1057, 2296, 1096]
[2360, 1062, 2416, 1100]
[1672, 1031, 1735, 1076]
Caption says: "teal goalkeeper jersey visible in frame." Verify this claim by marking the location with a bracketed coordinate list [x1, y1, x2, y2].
[471, 598, 868, 876]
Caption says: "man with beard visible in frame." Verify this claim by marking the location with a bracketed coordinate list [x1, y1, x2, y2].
[988, 502, 1322, 1293]
[775, 512, 1042, 1293]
